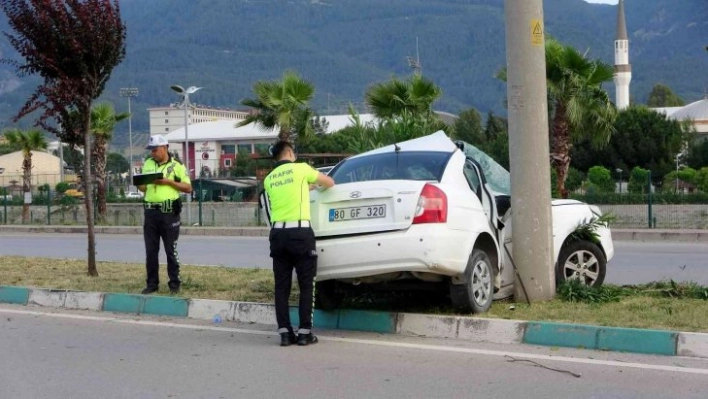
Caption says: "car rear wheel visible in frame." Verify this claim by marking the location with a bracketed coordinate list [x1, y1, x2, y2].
[449, 249, 495, 313]
[555, 240, 606, 287]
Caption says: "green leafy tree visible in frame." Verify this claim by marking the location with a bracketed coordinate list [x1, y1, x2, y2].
[231, 150, 257, 177]
[3, 128, 47, 222]
[1, 0, 127, 276]
[238, 70, 315, 142]
[453, 108, 485, 145]
[572, 106, 688, 179]
[662, 167, 697, 193]
[106, 152, 129, 175]
[587, 166, 615, 193]
[695, 167, 708, 192]
[627, 167, 650, 194]
[647, 83, 685, 107]
[565, 167, 585, 193]
[0, 140, 22, 156]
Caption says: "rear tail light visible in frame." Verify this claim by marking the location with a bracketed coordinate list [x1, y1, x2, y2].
[413, 184, 448, 224]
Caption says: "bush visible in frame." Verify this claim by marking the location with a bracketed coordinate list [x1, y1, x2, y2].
[587, 166, 615, 193]
[556, 279, 625, 303]
[55, 181, 70, 194]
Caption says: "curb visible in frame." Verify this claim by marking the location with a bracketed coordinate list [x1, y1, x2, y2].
[3, 225, 708, 242]
[2, 285, 707, 358]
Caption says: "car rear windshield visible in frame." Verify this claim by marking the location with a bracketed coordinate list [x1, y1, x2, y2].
[329, 151, 452, 184]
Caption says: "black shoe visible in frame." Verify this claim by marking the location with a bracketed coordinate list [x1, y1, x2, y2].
[141, 287, 158, 295]
[297, 333, 318, 346]
[169, 286, 180, 294]
[280, 332, 297, 347]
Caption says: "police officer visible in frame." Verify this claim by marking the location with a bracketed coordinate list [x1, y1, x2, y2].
[262, 141, 334, 346]
[138, 135, 192, 295]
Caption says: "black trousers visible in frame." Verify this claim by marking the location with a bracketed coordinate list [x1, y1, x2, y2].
[269, 227, 318, 333]
[143, 208, 182, 289]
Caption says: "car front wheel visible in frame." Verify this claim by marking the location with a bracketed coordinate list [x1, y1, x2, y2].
[555, 240, 606, 287]
[449, 249, 495, 313]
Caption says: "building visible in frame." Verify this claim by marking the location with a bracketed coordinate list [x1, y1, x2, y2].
[0, 150, 75, 191]
[654, 97, 708, 137]
[163, 113, 378, 178]
[148, 105, 250, 136]
[613, 0, 631, 110]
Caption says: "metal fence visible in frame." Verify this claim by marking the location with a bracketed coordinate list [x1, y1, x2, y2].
[0, 201, 266, 227]
[2, 199, 708, 229]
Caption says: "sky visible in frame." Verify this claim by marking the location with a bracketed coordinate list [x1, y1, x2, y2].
[584, 0, 620, 4]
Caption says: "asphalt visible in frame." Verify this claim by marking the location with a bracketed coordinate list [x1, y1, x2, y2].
[1, 225, 707, 358]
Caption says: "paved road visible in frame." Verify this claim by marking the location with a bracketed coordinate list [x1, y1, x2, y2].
[0, 233, 270, 268]
[1, 233, 707, 284]
[1, 305, 707, 399]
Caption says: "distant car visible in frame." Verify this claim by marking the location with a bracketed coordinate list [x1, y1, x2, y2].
[125, 191, 144, 199]
[310, 131, 614, 313]
[1, 194, 13, 201]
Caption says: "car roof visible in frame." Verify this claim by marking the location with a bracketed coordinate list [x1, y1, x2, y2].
[346, 131, 458, 160]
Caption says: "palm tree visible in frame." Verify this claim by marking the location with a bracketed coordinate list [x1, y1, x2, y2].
[497, 38, 617, 198]
[364, 73, 442, 119]
[237, 71, 315, 142]
[545, 38, 617, 197]
[3, 128, 48, 223]
[90, 102, 128, 222]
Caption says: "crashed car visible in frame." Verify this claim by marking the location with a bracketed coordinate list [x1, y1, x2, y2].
[309, 131, 614, 313]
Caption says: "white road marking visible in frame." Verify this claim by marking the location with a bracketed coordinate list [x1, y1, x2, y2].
[2, 307, 707, 376]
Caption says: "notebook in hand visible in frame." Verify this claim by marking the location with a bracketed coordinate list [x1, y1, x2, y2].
[132, 172, 163, 186]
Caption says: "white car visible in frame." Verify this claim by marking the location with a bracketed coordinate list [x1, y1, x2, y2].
[310, 131, 614, 313]
[125, 191, 144, 199]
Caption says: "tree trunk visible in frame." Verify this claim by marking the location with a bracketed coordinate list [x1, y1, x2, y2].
[93, 136, 107, 223]
[278, 127, 290, 142]
[83, 109, 98, 277]
[550, 105, 572, 199]
[21, 154, 31, 223]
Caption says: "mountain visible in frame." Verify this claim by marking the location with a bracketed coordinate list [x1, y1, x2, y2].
[0, 0, 706, 149]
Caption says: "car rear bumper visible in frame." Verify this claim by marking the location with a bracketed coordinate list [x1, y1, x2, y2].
[314, 225, 473, 282]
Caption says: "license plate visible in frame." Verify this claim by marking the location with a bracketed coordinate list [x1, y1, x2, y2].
[329, 204, 386, 222]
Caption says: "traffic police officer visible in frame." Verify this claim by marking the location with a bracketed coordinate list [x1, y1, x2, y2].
[138, 135, 192, 295]
[261, 141, 334, 346]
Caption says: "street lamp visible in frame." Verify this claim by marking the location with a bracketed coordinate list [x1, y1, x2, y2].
[120, 87, 139, 190]
[615, 168, 623, 194]
[675, 153, 685, 194]
[170, 84, 202, 225]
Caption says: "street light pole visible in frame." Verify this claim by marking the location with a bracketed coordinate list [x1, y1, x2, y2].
[171, 85, 202, 226]
[616, 168, 623, 194]
[120, 87, 139, 191]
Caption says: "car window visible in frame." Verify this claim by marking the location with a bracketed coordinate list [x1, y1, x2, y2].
[463, 160, 482, 199]
[455, 141, 511, 195]
[329, 151, 451, 184]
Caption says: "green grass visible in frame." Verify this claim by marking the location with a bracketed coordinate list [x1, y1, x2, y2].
[1, 256, 707, 333]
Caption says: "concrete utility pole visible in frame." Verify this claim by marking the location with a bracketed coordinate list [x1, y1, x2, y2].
[504, 0, 555, 302]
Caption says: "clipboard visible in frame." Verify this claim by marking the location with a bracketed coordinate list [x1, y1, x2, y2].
[132, 172, 163, 186]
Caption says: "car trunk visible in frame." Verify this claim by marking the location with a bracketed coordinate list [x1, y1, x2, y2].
[311, 180, 428, 237]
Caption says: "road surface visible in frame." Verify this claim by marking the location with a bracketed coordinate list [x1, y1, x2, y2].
[1, 304, 707, 398]
[1, 233, 707, 284]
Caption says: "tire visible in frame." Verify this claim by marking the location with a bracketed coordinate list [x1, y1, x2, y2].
[314, 280, 342, 311]
[449, 249, 496, 313]
[555, 240, 606, 287]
